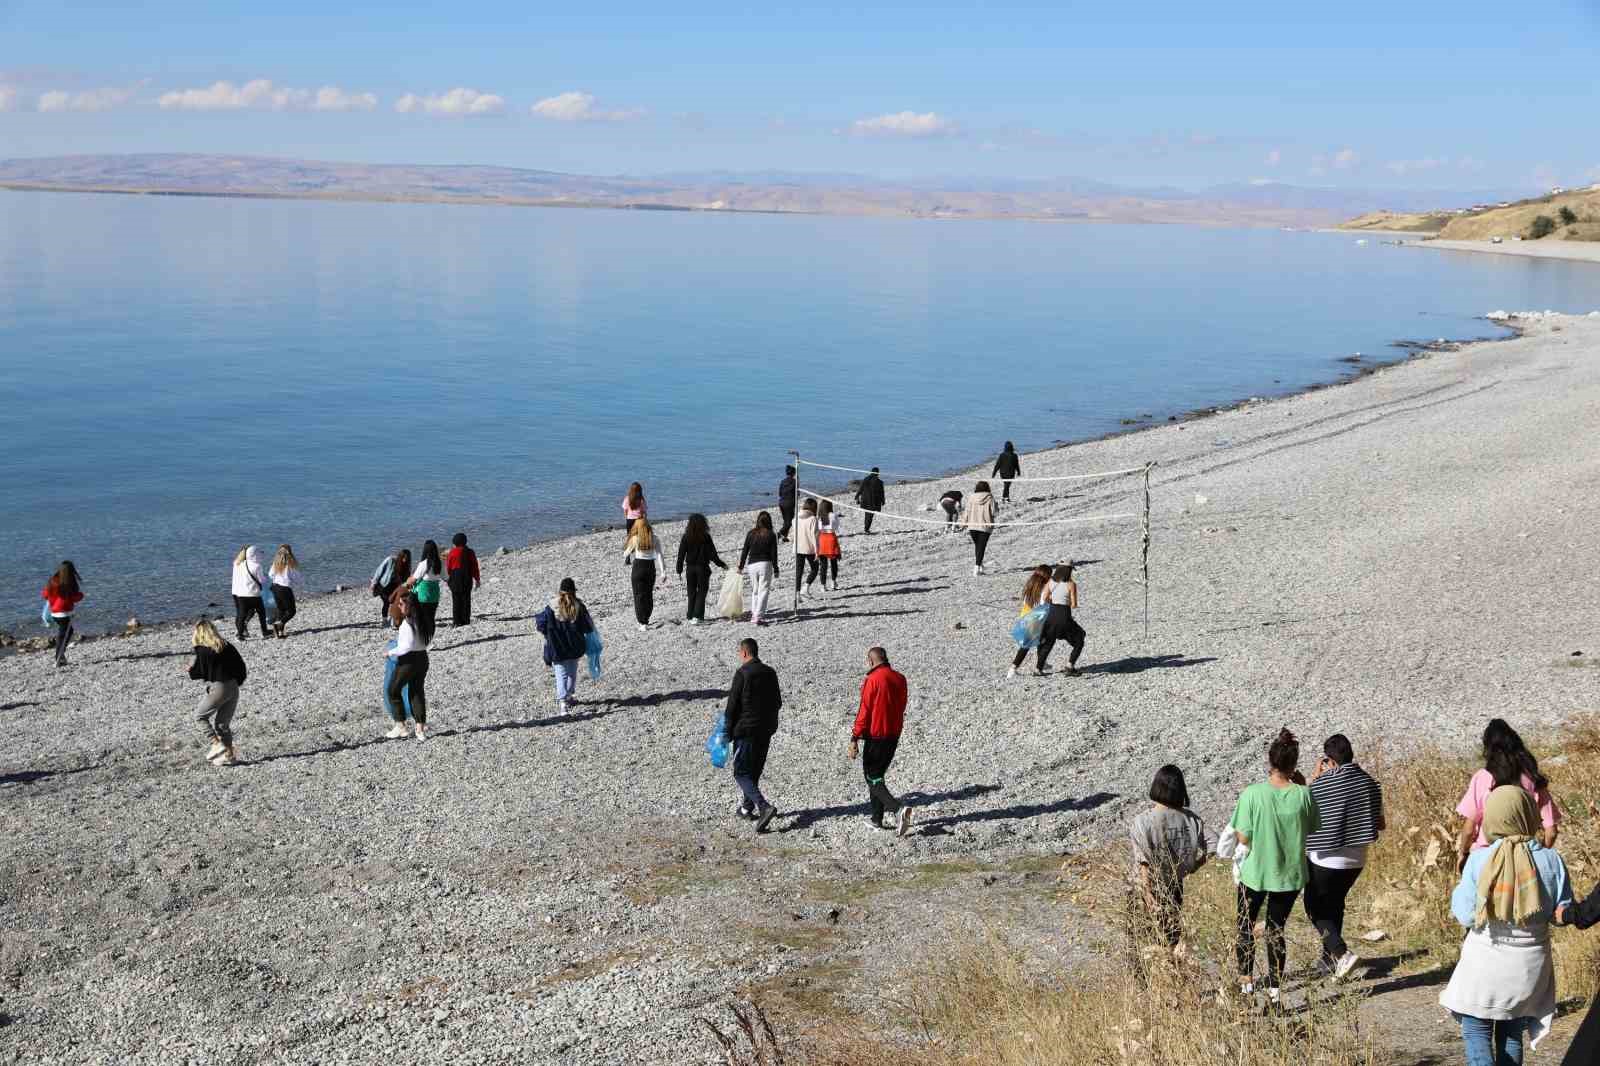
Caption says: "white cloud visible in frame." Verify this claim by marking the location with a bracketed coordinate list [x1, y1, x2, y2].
[0, 86, 17, 112]
[394, 88, 504, 117]
[1385, 156, 1447, 176]
[37, 86, 139, 113]
[159, 79, 376, 112]
[850, 111, 955, 138]
[1332, 147, 1360, 169]
[1264, 148, 1281, 167]
[531, 90, 642, 123]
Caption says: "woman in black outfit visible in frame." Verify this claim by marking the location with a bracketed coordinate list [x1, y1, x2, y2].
[737, 511, 781, 626]
[1037, 562, 1086, 676]
[676, 513, 728, 625]
[1557, 890, 1600, 1063]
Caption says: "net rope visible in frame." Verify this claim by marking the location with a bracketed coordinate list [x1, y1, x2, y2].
[798, 488, 1136, 528]
[795, 457, 1145, 483]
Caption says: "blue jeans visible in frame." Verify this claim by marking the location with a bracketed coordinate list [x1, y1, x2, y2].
[553, 658, 580, 703]
[1454, 1014, 1529, 1066]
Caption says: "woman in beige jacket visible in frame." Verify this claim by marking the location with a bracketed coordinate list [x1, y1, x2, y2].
[959, 481, 997, 575]
[792, 498, 821, 604]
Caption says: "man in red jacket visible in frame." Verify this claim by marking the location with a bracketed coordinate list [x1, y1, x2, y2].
[850, 646, 912, 836]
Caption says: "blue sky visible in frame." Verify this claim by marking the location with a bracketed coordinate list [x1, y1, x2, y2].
[2, 0, 1596, 190]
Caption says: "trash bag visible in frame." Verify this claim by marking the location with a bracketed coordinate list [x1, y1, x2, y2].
[705, 715, 731, 769]
[717, 571, 745, 620]
[585, 628, 604, 682]
[1011, 604, 1049, 649]
[41, 600, 53, 627]
[382, 642, 412, 718]
[260, 581, 276, 614]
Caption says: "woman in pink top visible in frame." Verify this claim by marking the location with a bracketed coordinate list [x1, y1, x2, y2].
[1455, 718, 1559, 872]
[623, 482, 647, 533]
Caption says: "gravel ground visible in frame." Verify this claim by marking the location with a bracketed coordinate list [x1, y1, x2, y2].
[5, 311, 1600, 1064]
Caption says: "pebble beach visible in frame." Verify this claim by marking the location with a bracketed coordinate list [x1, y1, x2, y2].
[5, 311, 1600, 1064]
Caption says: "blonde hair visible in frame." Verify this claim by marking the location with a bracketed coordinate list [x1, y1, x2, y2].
[233, 545, 251, 567]
[555, 590, 580, 622]
[631, 519, 655, 553]
[193, 619, 226, 651]
[271, 544, 298, 576]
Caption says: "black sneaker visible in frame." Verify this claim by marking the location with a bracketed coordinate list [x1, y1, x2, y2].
[755, 803, 778, 833]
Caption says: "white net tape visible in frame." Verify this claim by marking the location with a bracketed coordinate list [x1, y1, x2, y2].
[798, 489, 1136, 529]
[795, 458, 1144, 484]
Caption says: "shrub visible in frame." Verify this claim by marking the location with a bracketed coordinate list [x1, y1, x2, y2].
[1559, 206, 1579, 226]
[1529, 215, 1558, 239]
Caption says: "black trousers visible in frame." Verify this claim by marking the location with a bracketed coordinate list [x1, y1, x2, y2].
[271, 585, 297, 627]
[631, 560, 656, 624]
[415, 597, 439, 633]
[862, 736, 903, 822]
[388, 651, 429, 724]
[820, 556, 838, 584]
[684, 564, 711, 620]
[779, 504, 795, 541]
[53, 616, 73, 663]
[233, 595, 269, 639]
[1036, 605, 1085, 670]
[1303, 863, 1364, 963]
[1001, 478, 1013, 501]
[862, 511, 875, 533]
[970, 530, 991, 566]
[794, 553, 818, 592]
[448, 569, 473, 625]
[1237, 885, 1299, 989]
[732, 734, 772, 811]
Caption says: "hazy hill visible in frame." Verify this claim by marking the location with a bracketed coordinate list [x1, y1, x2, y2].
[1341, 186, 1600, 241]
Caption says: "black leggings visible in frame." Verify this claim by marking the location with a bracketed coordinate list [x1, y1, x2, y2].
[1036, 605, 1085, 670]
[53, 616, 73, 663]
[631, 560, 656, 624]
[1304, 863, 1364, 963]
[448, 569, 473, 625]
[794, 554, 818, 592]
[388, 651, 429, 724]
[1237, 885, 1299, 989]
[234, 595, 269, 639]
[271, 585, 297, 627]
[970, 530, 991, 566]
[684, 564, 711, 620]
[819, 556, 839, 584]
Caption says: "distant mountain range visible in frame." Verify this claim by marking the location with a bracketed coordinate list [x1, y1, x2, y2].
[0, 154, 1531, 227]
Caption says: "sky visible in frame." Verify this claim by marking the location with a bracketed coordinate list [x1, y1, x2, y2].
[2, 0, 1597, 191]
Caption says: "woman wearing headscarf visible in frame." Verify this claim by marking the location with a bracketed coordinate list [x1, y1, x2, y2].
[1440, 785, 1573, 1065]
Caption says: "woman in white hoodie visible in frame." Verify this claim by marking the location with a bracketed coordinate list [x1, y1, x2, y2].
[958, 481, 997, 575]
[791, 498, 820, 605]
[231, 545, 271, 641]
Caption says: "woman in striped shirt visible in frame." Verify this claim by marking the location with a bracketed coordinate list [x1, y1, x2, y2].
[1303, 733, 1385, 981]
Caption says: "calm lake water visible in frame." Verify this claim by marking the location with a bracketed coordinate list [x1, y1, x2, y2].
[3, 190, 1598, 630]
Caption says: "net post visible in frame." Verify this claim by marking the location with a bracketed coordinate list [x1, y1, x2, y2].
[788, 450, 801, 611]
[1141, 462, 1155, 643]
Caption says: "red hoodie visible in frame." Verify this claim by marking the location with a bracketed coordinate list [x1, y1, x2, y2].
[446, 546, 480, 582]
[42, 584, 84, 615]
[852, 663, 907, 740]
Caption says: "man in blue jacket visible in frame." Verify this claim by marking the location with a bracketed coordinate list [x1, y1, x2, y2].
[725, 637, 782, 832]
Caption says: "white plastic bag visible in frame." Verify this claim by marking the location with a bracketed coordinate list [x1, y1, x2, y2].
[717, 572, 746, 619]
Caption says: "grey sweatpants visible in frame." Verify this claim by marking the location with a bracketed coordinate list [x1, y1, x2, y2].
[196, 680, 240, 745]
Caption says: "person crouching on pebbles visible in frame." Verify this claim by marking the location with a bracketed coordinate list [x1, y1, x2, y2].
[187, 619, 248, 766]
[535, 578, 596, 715]
[850, 646, 913, 836]
[725, 637, 781, 832]
[385, 592, 433, 741]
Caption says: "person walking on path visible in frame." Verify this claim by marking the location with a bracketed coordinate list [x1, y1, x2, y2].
[535, 578, 596, 715]
[384, 592, 433, 741]
[675, 513, 727, 625]
[791, 498, 821, 607]
[623, 518, 667, 630]
[1456, 719, 1560, 871]
[267, 544, 303, 639]
[1553, 875, 1600, 1063]
[1129, 764, 1208, 954]
[738, 512, 781, 626]
[371, 548, 411, 627]
[1229, 728, 1320, 1008]
[1008, 564, 1053, 677]
[992, 442, 1022, 502]
[623, 482, 647, 534]
[725, 637, 781, 831]
[186, 619, 247, 766]
[446, 533, 481, 627]
[1035, 563, 1086, 675]
[778, 466, 797, 543]
[958, 481, 997, 575]
[405, 540, 445, 635]
[1441, 785, 1573, 1064]
[850, 646, 913, 836]
[1304, 734, 1385, 982]
[855, 467, 885, 534]
[816, 499, 843, 590]
[231, 545, 271, 641]
[40, 561, 84, 669]
[938, 489, 964, 529]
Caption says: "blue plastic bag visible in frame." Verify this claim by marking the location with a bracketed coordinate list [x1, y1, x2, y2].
[382, 641, 412, 718]
[1011, 604, 1049, 649]
[705, 715, 731, 769]
[41, 600, 53, 627]
[585, 628, 604, 681]
[260, 580, 276, 614]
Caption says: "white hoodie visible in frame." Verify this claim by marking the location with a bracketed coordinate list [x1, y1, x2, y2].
[1216, 824, 1251, 885]
[231, 546, 266, 597]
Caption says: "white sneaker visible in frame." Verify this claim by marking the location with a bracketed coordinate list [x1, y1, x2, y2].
[636, 622, 649, 632]
[972, 565, 982, 576]
[205, 739, 226, 761]
[414, 724, 427, 742]
[897, 806, 913, 837]
[557, 700, 571, 716]
[1332, 951, 1360, 981]
[1007, 665, 1018, 678]
[688, 617, 701, 626]
[384, 723, 408, 739]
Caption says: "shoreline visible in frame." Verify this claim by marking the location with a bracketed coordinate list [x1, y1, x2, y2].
[1403, 236, 1600, 265]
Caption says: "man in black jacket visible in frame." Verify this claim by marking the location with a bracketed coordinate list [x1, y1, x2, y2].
[725, 637, 781, 831]
[992, 442, 1021, 502]
[855, 467, 885, 534]
[778, 466, 796, 542]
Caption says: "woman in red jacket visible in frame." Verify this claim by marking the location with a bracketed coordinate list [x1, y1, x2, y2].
[446, 533, 481, 627]
[40, 561, 84, 668]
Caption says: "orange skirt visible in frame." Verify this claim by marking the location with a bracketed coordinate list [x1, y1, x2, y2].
[817, 530, 841, 558]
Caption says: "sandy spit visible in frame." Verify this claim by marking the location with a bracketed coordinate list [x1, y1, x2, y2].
[1406, 237, 1600, 264]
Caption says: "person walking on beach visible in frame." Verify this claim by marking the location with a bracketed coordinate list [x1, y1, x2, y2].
[1130, 764, 1208, 955]
[816, 499, 843, 591]
[267, 544, 303, 639]
[535, 578, 596, 715]
[791, 498, 821, 607]
[1230, 729, 1320, 1008]
[40, 561, 84, 668]
[623, 518, 667, 630]
[850, 646, 913, 836]
[187, 619, 248, 766]
[1456, 719, 1560, 871]
[1552, 877, 1600, 1063]
[371, 548, 410, 627]
[958, 481, 997, 575]
[738, 511, 781, 626]
[778, 465, 797, 543]
[385, 592, 433, 741]
[405, 539, 445, 634]
[725, 637, 781, 832]
[446, 533, 481, 627]
[938, 489, 964, 529]
[1304, 734, 1385, 982]
[623, 482, 647, 534]
[231, 545, 271, 641]
[992, 442, 1022, 502]
[1008, 564, 1053, 677]
[675, 513, 727, 625]
[1035, 563, 1086, 675]
[855, 467, 885, 534]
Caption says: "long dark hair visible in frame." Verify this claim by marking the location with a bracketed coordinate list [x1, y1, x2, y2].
[1268, 728, 1299, 776]
[405, 592, 435, 645]
[627, 482, 645, 509]
[754, 511, 774, 533]
[394, 548, 412, 577]
[46, 560, 81, 598]
[683, 513, 711, 549]
[1484, 718, 1547, 790]
[421, 539, 442, 576]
